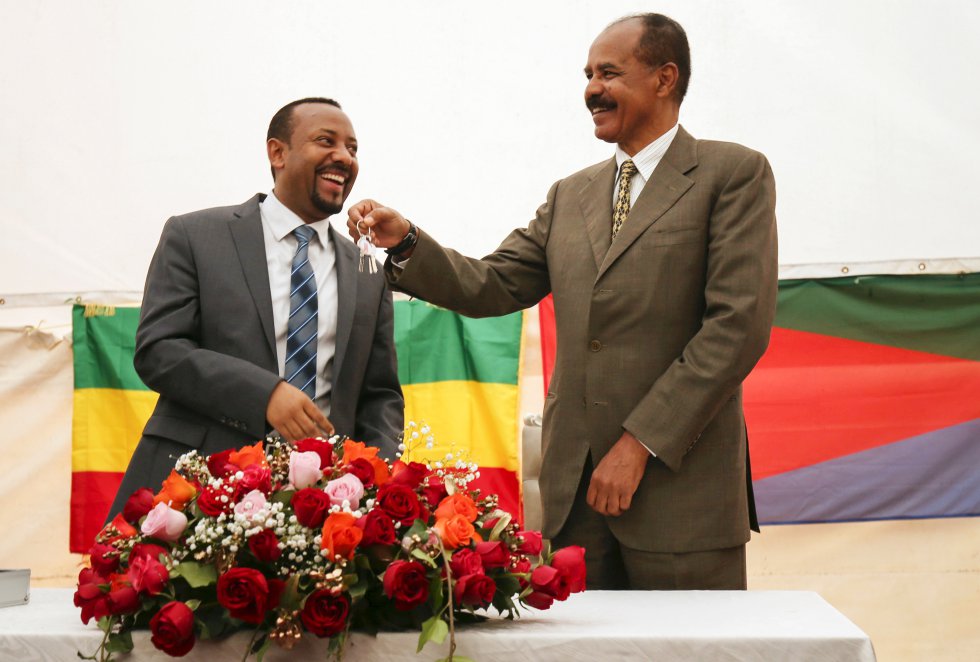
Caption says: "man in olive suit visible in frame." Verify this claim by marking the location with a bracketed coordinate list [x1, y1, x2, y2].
[349, 15, 777, 589]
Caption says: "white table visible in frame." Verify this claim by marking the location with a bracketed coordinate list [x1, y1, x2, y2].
[0, 588, 875, 661]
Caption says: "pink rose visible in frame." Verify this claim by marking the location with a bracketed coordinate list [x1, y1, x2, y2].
[141, 502, 188, 542]
[289, 451, 323, 489]
[323, 473, 364, 510]
[234, 489, 269, 519]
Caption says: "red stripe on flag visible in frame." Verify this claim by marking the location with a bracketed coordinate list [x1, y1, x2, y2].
[70, 471, 122, 553]
[745, 326, 980, 479]
[469, 466, 523, 527]
[539, 295, 556, 396]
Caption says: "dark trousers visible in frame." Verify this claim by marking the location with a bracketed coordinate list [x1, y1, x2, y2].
[551, 455, 747, 590]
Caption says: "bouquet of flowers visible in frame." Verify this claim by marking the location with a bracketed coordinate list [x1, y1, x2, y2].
[74, 428, 585, 661]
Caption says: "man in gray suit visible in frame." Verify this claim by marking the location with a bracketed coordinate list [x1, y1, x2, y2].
[348, 15, 777, 590]
[109, 98, 403, 517]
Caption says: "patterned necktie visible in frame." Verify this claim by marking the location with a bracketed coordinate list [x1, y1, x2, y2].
[611, 159, 638, 238]
[285, 225, 318, 399]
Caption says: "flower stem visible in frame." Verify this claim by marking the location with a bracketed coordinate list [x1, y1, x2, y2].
[242, 627, 261, 662]
[439, 541, 457, 661]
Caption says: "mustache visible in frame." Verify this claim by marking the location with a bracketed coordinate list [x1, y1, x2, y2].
[586, 94, 616, 112]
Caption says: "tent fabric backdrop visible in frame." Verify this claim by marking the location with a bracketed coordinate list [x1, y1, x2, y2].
[69, 301, 524, 553]
[538, 272, 980, 524]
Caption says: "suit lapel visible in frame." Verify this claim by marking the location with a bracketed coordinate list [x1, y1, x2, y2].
[597, 126, 698, 280]
[331, 226, 357, 383]
[578, 158, 617, 271]
[229, 194, 276, 357]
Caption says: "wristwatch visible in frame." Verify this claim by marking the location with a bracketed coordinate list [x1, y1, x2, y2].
[385, 221, 419, 256]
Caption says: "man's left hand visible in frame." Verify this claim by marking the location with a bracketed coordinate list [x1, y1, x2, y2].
[587, 431, 650, 516]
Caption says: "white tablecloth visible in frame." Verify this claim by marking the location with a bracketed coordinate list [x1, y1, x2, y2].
[0, 588, 875, 661]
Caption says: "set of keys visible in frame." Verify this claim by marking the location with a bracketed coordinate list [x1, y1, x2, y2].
[355, 220, 377, 274]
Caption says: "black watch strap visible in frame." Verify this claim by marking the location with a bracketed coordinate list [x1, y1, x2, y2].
[385, 221, 419, 256]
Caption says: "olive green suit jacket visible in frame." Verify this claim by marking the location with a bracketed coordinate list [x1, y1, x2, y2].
[388, 126, 777, 552]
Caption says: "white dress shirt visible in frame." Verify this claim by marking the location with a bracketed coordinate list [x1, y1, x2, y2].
[613, 123, 680, 208]
[259, 191, 338, 417]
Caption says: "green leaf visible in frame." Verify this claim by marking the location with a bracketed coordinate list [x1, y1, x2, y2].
[404, 520, 428, 540]
[96, 615, 112, 634]
[270, 489, 294, 505]
[184, 598, 201, 611]
[429, 571, 444, 609]
[411, 548, 438, 568]
[417, 615, 449, 653]
[171, 560, 217, 588]
[105, 630, 134, 654]
[488, 510, 512, 541]
[278, 574, 303, 612]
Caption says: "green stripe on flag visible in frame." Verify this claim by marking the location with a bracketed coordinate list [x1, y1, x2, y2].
[775, 274, 980, 361]
[393, 300, 523, 385]
[72, 304, 151, 391]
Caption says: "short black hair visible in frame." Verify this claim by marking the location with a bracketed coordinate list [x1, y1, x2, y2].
[267, 97, 342, 179]
[613, 13, 691, 103]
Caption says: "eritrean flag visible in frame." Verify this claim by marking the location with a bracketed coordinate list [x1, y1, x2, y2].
[744, 273, 980, 523]
[538, 272, 980, 524]
[69, 301, 525, 553]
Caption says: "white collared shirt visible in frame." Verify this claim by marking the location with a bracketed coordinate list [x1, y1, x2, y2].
[613, 124, 680, 207]
[259, 191, 338, 417]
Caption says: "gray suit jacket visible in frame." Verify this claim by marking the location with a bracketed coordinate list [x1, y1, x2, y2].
[109, 194, 403, 517]
[388, 127, 777, 553]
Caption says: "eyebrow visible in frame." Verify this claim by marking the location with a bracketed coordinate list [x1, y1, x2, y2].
[584, 62, 621, 75]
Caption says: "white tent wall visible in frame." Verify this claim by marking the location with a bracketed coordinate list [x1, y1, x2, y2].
[1, 1, 978, 660]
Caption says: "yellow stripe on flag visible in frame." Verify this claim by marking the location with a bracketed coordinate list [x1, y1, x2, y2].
[72, 388, 158, 472]
[402, 381, 519, 472]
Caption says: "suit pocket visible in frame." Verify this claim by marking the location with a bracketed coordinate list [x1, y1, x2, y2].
[651, 227, 705, 246]
[143, 415, 208, 449]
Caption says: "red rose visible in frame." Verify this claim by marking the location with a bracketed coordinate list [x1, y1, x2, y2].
[74, 567, 110, 624]
[128, 555, 169, 595]
[291, 488, 331, 528]
[216, 568, 283, 624]
[356, 509, 396, 546]
[240, 464, 272, 494]
[449, 548, 485, 578]
[390, 460, 428, 489]
[376, 483, 422, 527]
[130, 542, 170, 564]
[294, 437, 334, 469]
[149, 601, 196, 656]
[122, 488, 155, 524]
[475, 541, 510, 569]
[88, 543, 120, 575]
[345, 458, 376, 487]
[509, 556, 532, 589]
[530, 565, 570, 601]
[382, 560, 430, 611]
[421, 479, 449, 508]
[300, 589, 351, 637]
[248, 529, 282, 562]
[107, 575, 140, 615]
[516, 530, 543, 556]
[550, 545, 587, 593]
[524, 590, 554, 610]
[101, 513, 137, 543]
[453, 573, 496, 609]
[207, 449, 237, 477]
[196, 483, 232, 516]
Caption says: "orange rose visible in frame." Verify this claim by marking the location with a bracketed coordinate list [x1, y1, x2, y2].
[229, 441, 268, 469]
[321, 512, 363, 560]
[433, 514, 482, 550]
[340, 440, 390, 486]
[153, 470, 198, 510]
[434, 493, 478, 523]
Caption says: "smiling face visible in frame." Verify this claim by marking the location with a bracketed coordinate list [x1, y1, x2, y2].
[268, 103, 358, 223]
[584, 19, 679, 155]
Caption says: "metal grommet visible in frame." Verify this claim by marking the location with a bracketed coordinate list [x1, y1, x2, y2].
[918, 263, 926, 271]
[841, 266, 849, 274]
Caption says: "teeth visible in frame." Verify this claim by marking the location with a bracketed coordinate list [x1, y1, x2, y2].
[321, 173, 345, 184]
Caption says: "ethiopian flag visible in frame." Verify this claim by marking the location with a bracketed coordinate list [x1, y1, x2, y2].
[69, 301, 524, 553]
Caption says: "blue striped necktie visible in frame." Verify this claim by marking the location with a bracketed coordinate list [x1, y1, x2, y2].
[285, 224, 318, 399]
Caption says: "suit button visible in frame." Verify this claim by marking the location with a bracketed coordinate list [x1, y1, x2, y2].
[589, 340, 602, 352]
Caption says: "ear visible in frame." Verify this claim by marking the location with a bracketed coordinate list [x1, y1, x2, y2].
[656, 63, 680, 99]
[267, 138, 288, 175]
